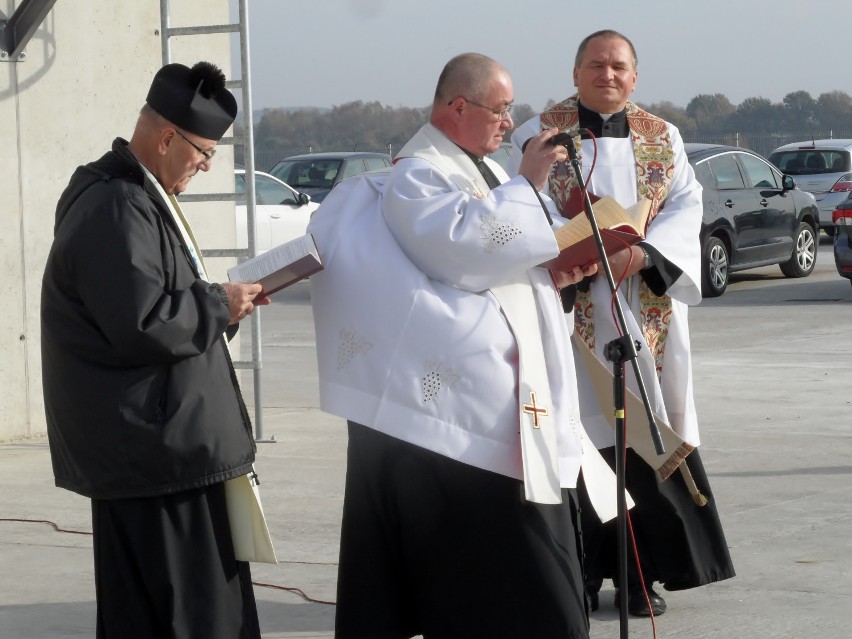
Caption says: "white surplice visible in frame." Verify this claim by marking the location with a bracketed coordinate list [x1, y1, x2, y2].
[511, 116, 704, 448]
[308, 123, 623, 514]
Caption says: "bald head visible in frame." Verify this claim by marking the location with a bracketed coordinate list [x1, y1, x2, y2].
[430, 53, 514, 157]
[432, 53, 507, 108]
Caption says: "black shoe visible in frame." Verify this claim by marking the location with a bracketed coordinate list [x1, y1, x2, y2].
[613, 585, 667, 617]
[586, 587, 600, 612]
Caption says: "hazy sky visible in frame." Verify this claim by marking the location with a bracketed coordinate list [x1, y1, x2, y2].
[232, 0, 850, 112]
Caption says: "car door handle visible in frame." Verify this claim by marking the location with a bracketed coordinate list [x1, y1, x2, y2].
[270, 213, 281, 219]
[759, 199, 768, 207]
[724, 199, 734, 208]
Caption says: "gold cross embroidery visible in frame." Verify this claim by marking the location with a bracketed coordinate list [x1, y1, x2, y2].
[522, 391, 549, 429]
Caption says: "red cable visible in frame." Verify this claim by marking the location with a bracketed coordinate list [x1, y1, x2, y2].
[580, 133, 658, 637]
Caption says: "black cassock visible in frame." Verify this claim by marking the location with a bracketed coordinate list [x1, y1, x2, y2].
[335, 422, 591, 639]
[579, 448, 736, 592]
[91, 482, 260, 639]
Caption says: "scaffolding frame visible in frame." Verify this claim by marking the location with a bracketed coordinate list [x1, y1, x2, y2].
[158, 0, 273, 442]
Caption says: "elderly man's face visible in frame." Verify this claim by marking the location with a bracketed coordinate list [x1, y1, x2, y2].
[456, 70, 515, 157]
[161, 128, 217, 195]
[573, 35, 637, 114]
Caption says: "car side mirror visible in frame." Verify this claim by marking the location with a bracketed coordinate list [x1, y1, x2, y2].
[297, 192, 312, 206]
[782, 174, 795, 191]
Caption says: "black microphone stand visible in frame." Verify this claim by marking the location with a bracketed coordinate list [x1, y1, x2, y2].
[565, 136, 665, 638]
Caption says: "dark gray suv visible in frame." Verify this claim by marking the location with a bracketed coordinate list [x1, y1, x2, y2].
[768, 139, 852, 237]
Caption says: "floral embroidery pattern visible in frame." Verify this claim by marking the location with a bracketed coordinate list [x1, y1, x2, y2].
[540, 98, 675, 223]
[573, 291, 595, 351]
[639, 281, 673, 379]
[632, 128, 674, 231]
[481, 214, 522, 253]
[337, 328, 372, 370]
[540, 97, 676, 358]
[421, 361, 460, 403]
[540, 104, 583, 218]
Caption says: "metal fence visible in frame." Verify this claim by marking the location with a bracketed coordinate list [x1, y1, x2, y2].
[242, 131, 852, 172]
[683, 130, 852, 158]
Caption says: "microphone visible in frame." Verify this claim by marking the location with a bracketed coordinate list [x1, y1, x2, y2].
[522, 126, 587, 152]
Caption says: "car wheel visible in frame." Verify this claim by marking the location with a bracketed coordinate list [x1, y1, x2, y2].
[780, 222, 817, 278]
[702, 236, 729, 297]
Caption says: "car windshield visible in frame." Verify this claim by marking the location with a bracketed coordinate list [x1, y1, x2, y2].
[768, 150, 850, 175]
[235, 173, 298, 205]
[269, 159, 343, 189]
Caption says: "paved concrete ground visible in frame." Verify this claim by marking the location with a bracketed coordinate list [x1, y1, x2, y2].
[2, 240, 850, 638]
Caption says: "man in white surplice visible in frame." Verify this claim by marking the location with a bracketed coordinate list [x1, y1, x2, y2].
[308, 53, 606, 638]
[510, 29, 735, 618]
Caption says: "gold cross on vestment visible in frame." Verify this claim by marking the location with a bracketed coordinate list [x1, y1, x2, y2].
[522, 391, 549, 429]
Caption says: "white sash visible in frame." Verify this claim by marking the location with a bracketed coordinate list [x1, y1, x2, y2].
[574, 334, 694, 480]
[224, 467, 278, 564]
[489, 276, 562, 503]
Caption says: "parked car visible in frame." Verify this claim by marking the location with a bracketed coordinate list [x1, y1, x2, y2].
[234, 168, 319, 253]
[767, 139, 852, 237]
[832, 194, 852, 286]
[267, 151, 393, 203]
[686, 143, 819, 297]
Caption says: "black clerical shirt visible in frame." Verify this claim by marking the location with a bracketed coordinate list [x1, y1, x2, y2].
[462, 146, 553, 224]
[577, 101, 629, 139]
[563, 101, 682, 306]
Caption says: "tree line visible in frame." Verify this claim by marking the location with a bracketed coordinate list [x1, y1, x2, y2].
[242, 89, 852, 169]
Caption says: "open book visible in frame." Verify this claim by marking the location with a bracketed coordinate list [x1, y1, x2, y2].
[227, 233, 323, 296]
[544, 196, 652, 271]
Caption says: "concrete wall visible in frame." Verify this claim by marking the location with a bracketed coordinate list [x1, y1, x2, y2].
[0, 0, 238, 441]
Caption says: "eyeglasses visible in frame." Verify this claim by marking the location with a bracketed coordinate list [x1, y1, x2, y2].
[174, 129, 216, 162]
[451, 97, 513, 121]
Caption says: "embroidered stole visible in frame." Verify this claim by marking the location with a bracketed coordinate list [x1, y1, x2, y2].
[540, 97, 674, 376]
[537, 99, 695, 480]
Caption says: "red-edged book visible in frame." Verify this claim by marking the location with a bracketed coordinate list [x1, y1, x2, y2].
[544, 196, 652, 271]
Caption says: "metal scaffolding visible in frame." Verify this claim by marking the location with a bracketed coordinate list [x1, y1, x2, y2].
[158, 0, 273, 443]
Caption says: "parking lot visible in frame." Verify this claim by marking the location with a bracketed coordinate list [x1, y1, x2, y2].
[1, 238, 850, 638]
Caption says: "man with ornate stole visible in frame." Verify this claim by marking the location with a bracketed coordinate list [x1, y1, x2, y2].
[510, 30, 735, 616]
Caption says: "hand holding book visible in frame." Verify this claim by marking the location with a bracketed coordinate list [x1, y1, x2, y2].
[550, 262, 599, 289]
[221, 281, 270, 324]
[543, 196, 652, 273]
[227, 233, 324, 297]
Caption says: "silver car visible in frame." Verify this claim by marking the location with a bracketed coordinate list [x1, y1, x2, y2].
[768, 139, 852, 236]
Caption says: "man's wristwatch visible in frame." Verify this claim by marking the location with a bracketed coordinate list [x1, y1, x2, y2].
[640, 246, 653, 269]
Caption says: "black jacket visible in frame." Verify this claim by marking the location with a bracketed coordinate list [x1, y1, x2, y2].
[41, 138, 256, 500]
